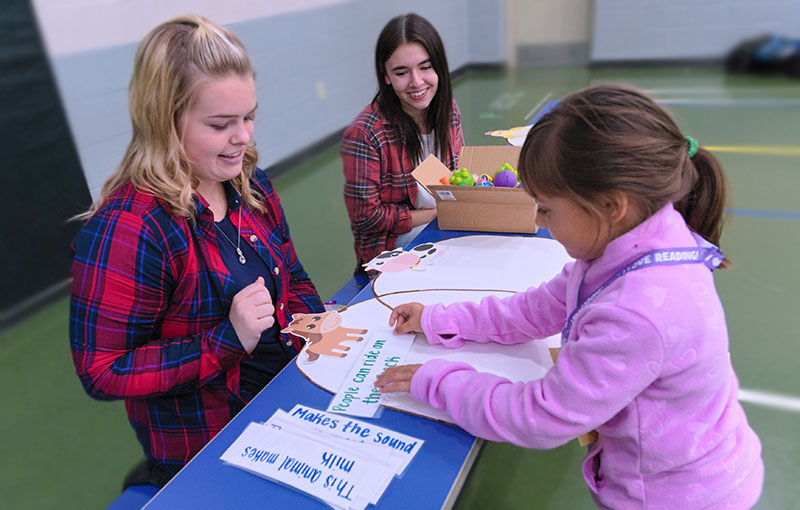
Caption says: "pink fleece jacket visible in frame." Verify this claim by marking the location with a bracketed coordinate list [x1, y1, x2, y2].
[411, 204, 763, 509]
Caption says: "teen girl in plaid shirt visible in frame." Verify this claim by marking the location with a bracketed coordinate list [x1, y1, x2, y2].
[69, 15, 323, 486]
[342, 13, 465, 273]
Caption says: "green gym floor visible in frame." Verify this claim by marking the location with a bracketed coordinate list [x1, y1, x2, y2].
[2, 66, 798, 509]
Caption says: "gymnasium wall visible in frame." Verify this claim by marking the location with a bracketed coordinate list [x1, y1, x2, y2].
[33, 0, 506, 198]
[0, 0, 505, 327]
[591, 0, 800, 62]
[0, 0, 90, 326]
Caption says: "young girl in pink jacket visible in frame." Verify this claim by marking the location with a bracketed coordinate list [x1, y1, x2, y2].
[376, 84, 763, 509]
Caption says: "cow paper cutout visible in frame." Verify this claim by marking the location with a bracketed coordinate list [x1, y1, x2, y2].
[282, 311, 367, 363]
[362, 243, 442, 273]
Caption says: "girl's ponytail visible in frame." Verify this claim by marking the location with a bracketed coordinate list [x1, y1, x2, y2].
[519, 84, 732, 265]
[674, 147, 728, 247]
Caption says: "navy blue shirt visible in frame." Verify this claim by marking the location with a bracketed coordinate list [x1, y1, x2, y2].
[215, 214, 296, 402]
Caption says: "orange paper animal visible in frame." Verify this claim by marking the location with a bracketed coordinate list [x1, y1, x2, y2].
[282, 311, 367, 362]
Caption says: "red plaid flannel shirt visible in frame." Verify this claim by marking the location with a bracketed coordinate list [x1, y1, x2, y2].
[69, 169, 323, 472]
[341, 101, 464, 266]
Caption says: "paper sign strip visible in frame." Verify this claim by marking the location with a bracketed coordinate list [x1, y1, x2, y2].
[262, 417, 394, 506]
[285, 405, 423, 475]
[221, 422, 388, 510]
[327, 336, 413, 418]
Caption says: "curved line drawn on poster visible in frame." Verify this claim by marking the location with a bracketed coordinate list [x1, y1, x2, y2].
[291, 235, 573, 424]
[372, 235, 570, 297]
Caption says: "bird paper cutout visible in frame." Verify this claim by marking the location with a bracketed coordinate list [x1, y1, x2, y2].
[485, 125, 532, 147]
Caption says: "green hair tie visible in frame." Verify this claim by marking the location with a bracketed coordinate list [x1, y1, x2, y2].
[685, 136, 698, 158]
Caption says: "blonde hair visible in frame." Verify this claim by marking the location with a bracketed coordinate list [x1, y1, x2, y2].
[79, 14, 262, 220]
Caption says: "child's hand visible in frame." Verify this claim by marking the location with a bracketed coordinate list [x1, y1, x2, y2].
[375, 364, 423, 393]
[389, 302, 424, 334]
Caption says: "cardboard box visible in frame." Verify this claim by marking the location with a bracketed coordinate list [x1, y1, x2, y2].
[412, 146, 538, 234]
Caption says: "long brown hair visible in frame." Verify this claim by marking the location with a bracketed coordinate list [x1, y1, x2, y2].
[519, 84, 728, 249]
[77, 14, 262, 220]
[373, 13, 454, 165]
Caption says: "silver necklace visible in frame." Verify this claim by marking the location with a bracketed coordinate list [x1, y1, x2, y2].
[214, 211, 246, 264]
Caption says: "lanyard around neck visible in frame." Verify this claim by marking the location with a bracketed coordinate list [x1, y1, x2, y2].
[561, 232, 723, 346]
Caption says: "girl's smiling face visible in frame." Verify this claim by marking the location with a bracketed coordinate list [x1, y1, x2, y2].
[384, 42, 439, 129]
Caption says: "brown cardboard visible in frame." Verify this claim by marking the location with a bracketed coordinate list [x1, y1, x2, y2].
[411, 154, 452, 192]
[458, 145, 522, 178]
[412, 145, 538, 234]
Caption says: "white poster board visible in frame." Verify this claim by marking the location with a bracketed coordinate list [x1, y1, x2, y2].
[293, 235, 573, 424]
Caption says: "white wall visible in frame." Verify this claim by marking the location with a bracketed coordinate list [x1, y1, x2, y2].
[510, 0, 590, 46]
[33, 0, 506, 197]
[504, 0, 591, 68]
[592, 0, 800, 62]
[466, 0, 508, 64]
[32, 0, 350, 56]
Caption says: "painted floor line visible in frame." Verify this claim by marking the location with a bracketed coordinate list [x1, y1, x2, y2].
[706, 145, 800, 156]
[726, 209, 800, 220]
[524, 91, 552, 121]
[657, 98, 800, 107]
[645, 86, 800, 95]
[738, 388, 800, 413]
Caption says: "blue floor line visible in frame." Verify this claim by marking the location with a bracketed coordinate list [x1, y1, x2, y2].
[726, 208, 800, 220]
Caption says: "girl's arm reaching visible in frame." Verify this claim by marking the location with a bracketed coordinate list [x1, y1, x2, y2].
[389, 264, 572, 349]
[392, 305, 664, 449]
[422, 269, 570, 349]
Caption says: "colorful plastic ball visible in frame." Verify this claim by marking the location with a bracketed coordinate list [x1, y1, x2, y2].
[493, 169, 518, 187]
[497, 163, 517, 177]
[449, 168, 474, 186]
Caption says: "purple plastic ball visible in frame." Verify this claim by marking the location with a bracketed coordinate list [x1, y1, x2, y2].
[494, 170, 518, 188]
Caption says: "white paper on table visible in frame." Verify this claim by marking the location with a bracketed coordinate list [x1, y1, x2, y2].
[260, 422, 396, 509]
[280, 405, 424, 476]
[263, 414, 396, 504]
[220, 422, 393, 510]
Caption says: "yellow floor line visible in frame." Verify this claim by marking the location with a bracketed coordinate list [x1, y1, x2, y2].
[705, 145, 800, 156]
